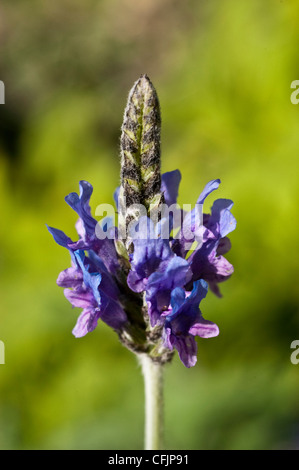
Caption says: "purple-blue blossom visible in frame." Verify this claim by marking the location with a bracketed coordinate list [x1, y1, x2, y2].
[163, 279, 219, 368]
[48, 169, 236, 367]
[48, 75, 236, 367]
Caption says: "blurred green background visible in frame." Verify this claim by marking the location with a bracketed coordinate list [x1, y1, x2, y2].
[1, 0, 299, 450]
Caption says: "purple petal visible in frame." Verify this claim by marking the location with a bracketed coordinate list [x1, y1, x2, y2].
[127, 271, 148, 293]
[209, 254, 234, 278]
[145, 256, 192, 326]
[99, 299, 128, 331]
[171, 279, 208, 314]
[209, 199, 236, 238]
[64, 288, 96, 309]
[47, 225, 73, 248]
[216, 236, 231, 256]
[190, 243, 234, 296]
[95, 238, 120, 275]
[75, 218, 85, 239]
[189, 318, 219, 338]
[204, 255, 234, 297]
[161, 170, 181, 206]
[162, 280, 214, 367]
[163, 327, 198, 367]
[176, 336, 198, 368]
[208, 282, 221, 297]
[171, 179, 220, 258]
[196, 179, 221, 205]
[189, 194, 235, 294]
[176, 207, 204, 257]
[199, 250, 234, 284]
[72, 308, 99, 337]
[128, 217, 173, 292]
[87, 250, 108, 274]
[65, 181, 97, 238]
[74, 250, 102, 305]
[168, 286, 186, 311]
[57, 266, 83, 288]
[147, 256, 191, 292]
[166, 280, 208, 332]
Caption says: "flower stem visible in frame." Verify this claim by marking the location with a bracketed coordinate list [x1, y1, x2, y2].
[140, 354, 164, 450]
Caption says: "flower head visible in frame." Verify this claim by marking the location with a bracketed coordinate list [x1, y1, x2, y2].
[48, 75, 236, 367]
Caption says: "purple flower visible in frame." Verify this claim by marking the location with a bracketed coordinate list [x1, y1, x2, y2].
[127, 216, 173, 293]
[188, 198, 236, 296]
[145, 256, 192, 327]
[48, 76, 236, 368]
[48, 182, 128, 338]
[127, 216, 192, 327]
[167, 171, 236, 297]
[47, 180, 119, 274]
[161, 170, 181, 206]
[49, 170, 235, 367]
[58, 250, 127, 337]
[163, 280, 219, 368]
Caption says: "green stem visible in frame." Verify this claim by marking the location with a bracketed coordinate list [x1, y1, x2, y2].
[140, 354, 164, 450]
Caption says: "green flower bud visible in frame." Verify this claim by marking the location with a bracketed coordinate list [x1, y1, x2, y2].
[120, 74, 162, 231]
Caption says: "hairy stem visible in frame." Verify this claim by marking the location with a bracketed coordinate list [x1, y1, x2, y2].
[139, 354, 164, 450]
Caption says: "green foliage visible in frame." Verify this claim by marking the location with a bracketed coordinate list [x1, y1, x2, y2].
[0, 0, 299, 449]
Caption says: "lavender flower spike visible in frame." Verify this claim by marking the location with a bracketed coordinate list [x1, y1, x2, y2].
[48, 75, 236, 370]
[48, 75, 236, 451]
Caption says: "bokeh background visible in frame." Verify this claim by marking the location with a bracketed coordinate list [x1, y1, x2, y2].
[1, 0, 299, 450]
